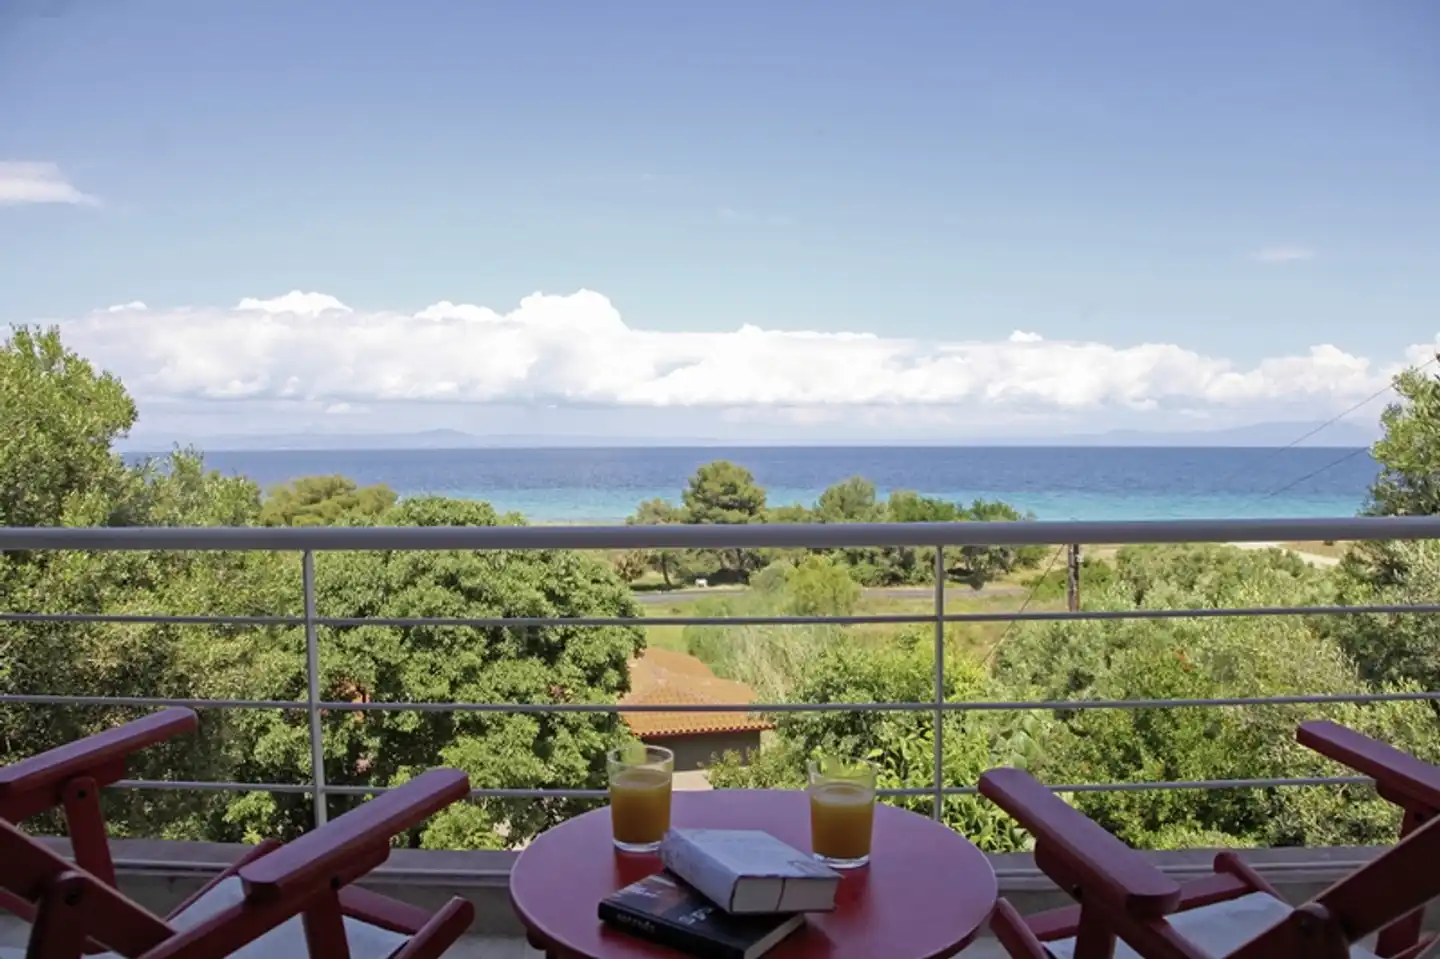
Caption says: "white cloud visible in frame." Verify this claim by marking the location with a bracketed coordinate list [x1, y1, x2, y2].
[106, 301, 148, 313]
[49, 290, 1430, 417]
[0, 161, 99, 206]
[236, 291, 352, 315]
[1252, 246, 1316, 263]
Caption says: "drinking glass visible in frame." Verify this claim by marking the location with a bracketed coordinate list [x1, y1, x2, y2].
[807, 756, 877, 868]
[607, 743, 674, 853]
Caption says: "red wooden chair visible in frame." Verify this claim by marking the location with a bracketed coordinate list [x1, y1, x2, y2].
[0, 708, 476, 958]
[979, 765, 1440, 959]
[1297, 719, 1440, 958]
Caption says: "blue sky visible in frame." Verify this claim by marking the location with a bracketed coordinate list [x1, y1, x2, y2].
[1, 1, 1437, 442]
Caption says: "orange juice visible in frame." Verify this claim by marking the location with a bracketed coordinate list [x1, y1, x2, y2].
[609, 766, 672, 846]
[809, 781, 875, 862]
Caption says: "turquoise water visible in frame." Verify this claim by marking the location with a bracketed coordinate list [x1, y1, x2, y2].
[170, 446, 1378, 523]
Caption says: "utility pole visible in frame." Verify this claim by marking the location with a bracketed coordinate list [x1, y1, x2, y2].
[1066, 543, 1081, 612]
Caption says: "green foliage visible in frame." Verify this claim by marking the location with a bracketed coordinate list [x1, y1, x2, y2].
[0, 326, 136, 528]
[814, 476, 881, 524]
[1330, 365, 1440, 716]
[682, 461, 768, 579]
[708, 641, 1042, 852]
[992, 543, 1434, 850]
[1366, 366, 1440, 518]
[683, 460, 769, 525]
[204, 496, 645, 847]
[625, 497, 698, 586]
[681, 556, 860, 698]
[627, 466, 1043, 591]
[1331, 540, 1440, 699]
[785, 555, 862, 617]
[1021, 552, 1114, 603]
[611, 549, 650, 583]
[259, 475, 397, 526]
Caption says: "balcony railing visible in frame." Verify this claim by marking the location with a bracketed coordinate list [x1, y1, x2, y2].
[2, 516, 1438, 830]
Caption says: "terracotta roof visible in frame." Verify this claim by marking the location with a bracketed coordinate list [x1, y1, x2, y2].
[619, 648, 774, 738]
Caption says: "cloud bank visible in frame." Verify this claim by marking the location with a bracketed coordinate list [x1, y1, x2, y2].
[52, 290, 1427, 418]
[0, 161, 98, 206]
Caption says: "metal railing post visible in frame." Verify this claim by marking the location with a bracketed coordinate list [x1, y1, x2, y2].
[932, 546, 945, 821]
[303, 550, 328, 826]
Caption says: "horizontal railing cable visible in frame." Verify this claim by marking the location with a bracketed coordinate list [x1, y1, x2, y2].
[2, 514, 1438, 552]
[108, 775, 1376, 800]
[3, 601, 1438, 630]
[8, 689, 1440, 714]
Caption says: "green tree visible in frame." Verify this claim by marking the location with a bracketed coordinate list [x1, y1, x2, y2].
[681, 461, 768, 579]
[815, 476, 881, 524]
[1331, 540, 1440, 719]
[812, 477, 886, 579]
[1331, 364, 1440, 707]
[0, 326, 136, 528]
[0, 327, 287, 841]
[1366, 365, 1440, 518]
[863, 491, 1041, 588]
[259, 475, 397, 526]
[611, 549, 650, 583]
[625, 497, 694, 587]
[205, 496, 646, 848]
[787, 555, 861, 618]
[759, 502, 813, 568]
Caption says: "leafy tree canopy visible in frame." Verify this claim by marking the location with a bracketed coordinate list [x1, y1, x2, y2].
[198, 495, 646, 847]
[0, 326, 136, 529]
[259, 475, 397, 526]
[1367, 365, 1440, 518]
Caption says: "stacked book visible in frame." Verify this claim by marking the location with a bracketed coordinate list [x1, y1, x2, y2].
[599, 828, 842, 959]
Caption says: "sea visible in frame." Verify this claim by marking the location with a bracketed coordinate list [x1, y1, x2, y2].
[142, 447, 1381, 524]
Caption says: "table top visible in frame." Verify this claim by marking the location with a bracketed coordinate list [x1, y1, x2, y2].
[509, 789, 998, 959]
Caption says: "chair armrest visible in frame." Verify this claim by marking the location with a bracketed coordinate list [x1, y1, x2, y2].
[1297, 720, 1440, 811]
[0, 708, 198, 816]
[979, 768, 1181, 919]
[239, 768, 471, 902]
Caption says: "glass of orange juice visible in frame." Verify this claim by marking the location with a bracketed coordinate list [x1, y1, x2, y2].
[808, 756, 877, 869]
[607, 743, 674, 853]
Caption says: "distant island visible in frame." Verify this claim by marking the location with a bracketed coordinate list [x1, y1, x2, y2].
[118, 419, 1378, 452]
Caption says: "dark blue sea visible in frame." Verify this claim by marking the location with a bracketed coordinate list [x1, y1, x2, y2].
[147, 447, 1380, 523]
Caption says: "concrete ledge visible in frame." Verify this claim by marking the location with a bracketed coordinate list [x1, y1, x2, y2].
[35, 837, 1438, 937]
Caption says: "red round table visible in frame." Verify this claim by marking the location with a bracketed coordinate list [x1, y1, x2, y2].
[510, 789, 998, 959]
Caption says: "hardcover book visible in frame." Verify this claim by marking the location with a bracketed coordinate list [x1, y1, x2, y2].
[660, 828, 841, 914]
[598, 871, 806, 959]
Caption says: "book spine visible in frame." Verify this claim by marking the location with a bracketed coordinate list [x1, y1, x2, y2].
[661, 832, 739, 912]
[597, 901, 743, 959]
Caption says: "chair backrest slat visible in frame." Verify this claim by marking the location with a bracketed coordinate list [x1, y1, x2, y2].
[0, 818, 174, 957]
[1312, 812, 1440, 944]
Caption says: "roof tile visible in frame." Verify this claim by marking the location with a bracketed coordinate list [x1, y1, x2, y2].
[620, 648, 774, 738]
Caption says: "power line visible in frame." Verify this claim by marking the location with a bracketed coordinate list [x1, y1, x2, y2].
[1261, 445, 1376, 502]
[1164, 354, 1434, 520]
[1257, 353, 1436, 501]
[1207, 355, 1432, 493]
[983, 543, 1066, 666]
